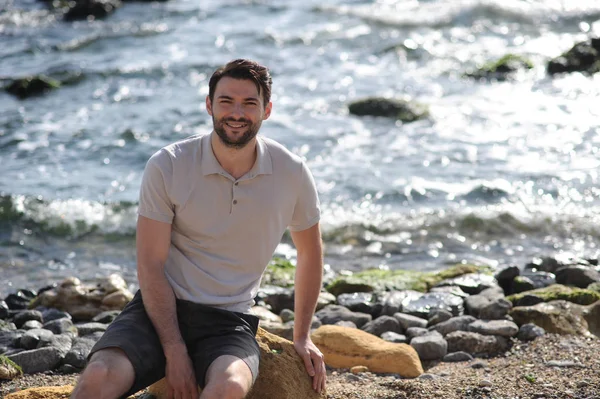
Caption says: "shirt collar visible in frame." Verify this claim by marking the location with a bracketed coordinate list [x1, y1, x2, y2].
[201, 132, 273, 179]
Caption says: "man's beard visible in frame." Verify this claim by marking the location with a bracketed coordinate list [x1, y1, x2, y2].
[213, 117, 261, 149]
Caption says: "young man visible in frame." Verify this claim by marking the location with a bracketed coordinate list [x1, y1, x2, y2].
[71, 59, 326, 399]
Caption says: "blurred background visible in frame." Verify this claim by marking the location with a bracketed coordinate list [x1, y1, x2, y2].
[1, 0, 599, 296]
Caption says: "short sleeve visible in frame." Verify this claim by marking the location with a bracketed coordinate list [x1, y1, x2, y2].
[289, 161, 320, 231]
[138, 150, 174, 224]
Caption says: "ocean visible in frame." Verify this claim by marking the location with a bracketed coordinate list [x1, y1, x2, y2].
[1, 0, 600, 296]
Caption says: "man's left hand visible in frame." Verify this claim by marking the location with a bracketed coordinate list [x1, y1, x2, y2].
[293, 337, 326, 394]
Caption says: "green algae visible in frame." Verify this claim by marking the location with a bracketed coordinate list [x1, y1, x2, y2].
[507, 284, 600, 306]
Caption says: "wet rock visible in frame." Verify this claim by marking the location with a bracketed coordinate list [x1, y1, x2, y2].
[337, 292, 377, 315]
[381, 331, 407, 343]
[4, 76, 61, 100]
[446, 331, 510, 355]
[427, 309, 453, 326]
[279, 309, 294, 323]
[520, 270, 556, 289]
[479, 298, 512, 320]
[547, 38, 600, 76]
[64, 0, 122, 22]
[21, 320, 43, 330]
[393, 312, 428, 330]
[468, 320, 519, 337]
[13, 310, 43, 329]
[410, 334, 448, 360]
[19, 329, 54, 350]
[511, 276, 536, 294]
[555, 266, 600, 288]
[361, 316, 402, 336]
[91, 310, 119, 324]
[512, 294, 545, 307]
[464, 295, 490, 318]
[429, 316, 476, 336]
[63, 336, 98, 369]
[348, 97, 429, 123]
[75, 322, 108, 336]
[0, 320, 17, 333]
[428, 285, 469, 299]
[433, 273, 497, 295]
[380, 290, 422, 316]
[443, 351, 473, 362]
[507, 284, 600, 306]
[43, 318, 76, 335]
[517, 323, 545, 341]
[405, 327, 429, 340]
[0, 301, 9, 319]
[7, 346, 63, 374]
[4, 292, 32, 311]
[465, 54, 534, 80]
[495, 265, 520, 293]
[315, 305, 372, 328]
[510, 300, 591, 336]
[525, 257, 563, 274]
[401, 292, 464, 318]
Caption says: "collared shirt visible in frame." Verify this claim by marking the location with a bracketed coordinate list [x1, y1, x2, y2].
[138, 133, 320, 313]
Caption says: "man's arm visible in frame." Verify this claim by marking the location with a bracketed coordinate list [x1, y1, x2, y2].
[136, 215, 198, 399]
[291, 222, 326, 394]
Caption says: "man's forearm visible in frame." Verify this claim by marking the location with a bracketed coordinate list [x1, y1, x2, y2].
[293, 249, 323, 341]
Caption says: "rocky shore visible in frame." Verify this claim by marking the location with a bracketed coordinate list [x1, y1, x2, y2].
[1, 255, 599, 398]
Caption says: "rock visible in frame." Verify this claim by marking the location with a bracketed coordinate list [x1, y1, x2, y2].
[44, 318, 77, 335]
[427, 309, 453, 326]
[0, 355, 22, 380]
[101, 289, 134, 309]
[443, 351, 473, 362]
[464, 295, 490, 318]
[380, 331, 407, 343]
[555, 266, 600, 288]
[547, 38, 600, 75]
[360, 316, 402, 336]
[148, 328, 326, 399]
[348, 97, 429, 122]
[393, 312, 428, 330]
[64, 0, 122, 22]
[588, 282, 600, 293]
[311, 325, 423, 377]
[5, 386, 75, 398]
[263, 289, 294, 315]
[259, 320, 293, 340]
[19, 329, 54, 350]
[13, 310, 44, 329]
[401, 292, 464, 318]
[63, 337, 97, 369]
[380, 290, 422, 316]
[512, 294, 545, 307]
[21, 320, 43, 330]
[0, 330, 20, 349]
[41, 334, 72, 358]
[479, 298, 512, 320]
[465, 54, 534, 81]
[315, 305, 372, 328]
[520, 270, 556, 289]
[42, 308, 72, 323]
[279, 309, 294, 323]
[337, 292, 377, 315]
[350, 365, 369, 374]
[428, 285, 469, 299]
[433, 273, 497, 295]
[468, 320, 519, 337]
[478, 286, 506, 301]
[0, 301, 9, 319]
[316, 292, 336, 311]
[98, 273, 128, 294]
[7, 347, 63, 374]
[510, 300, 591, 336]
[334, 320, 357, 329]
[0, 320, 17, 332]
[91, 310, 120, 324]
[446, 331, 510, 355]
[410, 334, 448, 360]
[507, 284, 600, 306]
[429, 316, 476, 336]
[406, 327, 429, 341]
[517, 323, 545, 341]
[545, 360, 585, 368]
[583, 300, 600, 337]
[495, 265, 520, 285]
[4, 76, 61, 100]
[511, 276, 536, 294]
[251, 306, 282, 323]
[4, 292, 31, 310]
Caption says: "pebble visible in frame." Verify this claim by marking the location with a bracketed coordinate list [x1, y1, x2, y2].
[470, 360, 488, 369]
[479, 379, 492, 387]
[350, 366, 369, 374]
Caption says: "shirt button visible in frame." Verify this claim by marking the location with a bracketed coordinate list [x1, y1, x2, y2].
[233, 200, 238, 205]
[234, 182, 239, 186]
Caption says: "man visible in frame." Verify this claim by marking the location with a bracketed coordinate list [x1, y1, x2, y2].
[71, 59, 326, 399]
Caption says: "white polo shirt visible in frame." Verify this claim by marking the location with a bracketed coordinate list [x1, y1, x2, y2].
[138, 133, 320, 313]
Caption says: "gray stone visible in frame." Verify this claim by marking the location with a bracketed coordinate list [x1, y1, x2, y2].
[468, 319, 519, 337]
[263, 288, 294, 315]
[44, 318, 76, 335]
[0, 330, 22, 348]
[429, 315, 476, 336]
[63, 336, 97, 369]
[464, 295, 490, 318]
[42, 308, 72, 323]
[545, 360, 585, 368]
[401, 292, 464, 318]
[337, 292, 377, 315]
[428, 309, 453, 326]
[495, 265, 520, 283]
[44, 333, 73, 356]
[91, 310, 120, 324]
[316, 292, 337, 311]
[334, 320, 357, 329]
[406, 327, 429, 340]
[279, 309, 295, 323]
[479, 298, 512, 320]
[521, 270, 556, 289]
[22, 320, 44, 330]
[428, 285, 469, 299]
[446, 331, 510, 355]
[361, 316, 402, 336]
[380, 331, 407, 343]
[76, 322, 108, 336]
[7, 346, 63, 374]
[411, 334, 448, 360]
[418, 373, 437, 380]
[517, 323, 545, 341]
[13, 310, 43, 328]
[443, 351, 473, 362]
[470, 360, 488, 369]
[555, 266, 600, 288]
[19, 328, 54, 350]
[393, 313, 428, 330]
[315, 305, 372, 328]
[0, 320, 17, 332]
[380, 290, 422, 316]
[478, 286, 506, 301]
[434, 273, 497, 295]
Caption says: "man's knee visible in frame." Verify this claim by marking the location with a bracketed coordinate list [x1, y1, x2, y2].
[212, 375, 250, 399]
[72, 348, 135, 399]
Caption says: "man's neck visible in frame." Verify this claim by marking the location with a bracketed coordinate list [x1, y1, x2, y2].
[210, 132, 258, 180]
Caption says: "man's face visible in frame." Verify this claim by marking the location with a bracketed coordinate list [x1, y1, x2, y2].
[206, 77, 272, 149]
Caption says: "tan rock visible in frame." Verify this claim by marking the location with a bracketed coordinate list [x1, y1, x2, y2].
[351, 365, 369, 374]
[584, 300, 600, 337]
[4, 386, 139, 398]
[99, 273, 128, 295]
[311, 325, 423, 378]
[251, 305, 283, 323]
[510, 300, 592, 337]
[101, 289, 134, 309]
[148, 328, 325, 399]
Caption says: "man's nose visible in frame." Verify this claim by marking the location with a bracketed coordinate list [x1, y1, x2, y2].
[230, 103, 244, 118]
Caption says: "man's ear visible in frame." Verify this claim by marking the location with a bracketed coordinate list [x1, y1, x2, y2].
[263, 101, 273, 120]
[206, 96, 213, 116]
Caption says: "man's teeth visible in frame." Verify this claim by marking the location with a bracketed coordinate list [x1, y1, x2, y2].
[227, 122, 246, 128]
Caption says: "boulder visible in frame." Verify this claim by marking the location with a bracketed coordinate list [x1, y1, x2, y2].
[410, 334, 447, 361]
[360, 316, 402, 336]
[393, 312, 428, 330]
[7, 347, 63, 374]
[311, 325, 423, 377]
[506, 284, 600, 306]
[445, 331, 510, 355]
[429, 316, 476, 336]
[555, 266, 600, 288]
[315, 305, 372, 328]
[479, 298, 512, 320]
[337, 292, 377, 315]
[348, 97, 429, 123]
[64, 0, 122, 21]
[468, 320, 519, 338]
[510, 300, 594, 337]
[148, 328, 325, 399]
[547, 38, 600, 75]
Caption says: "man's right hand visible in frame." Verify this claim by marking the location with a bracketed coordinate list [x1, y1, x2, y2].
[164, 343, 198, 399]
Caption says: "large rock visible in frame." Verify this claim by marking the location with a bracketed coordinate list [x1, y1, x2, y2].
[348, 97, 429, 123]
[555, 266, 600, 288]
[510, 300, 594, 337]
[465, 54, 534, 81]
[468, 320, 519, 338]
[311, 325, 423, 378]
[0, 355, 22, 380]
[507, 285, 600, 307]
[410, 333, 447, 361]
[433, 273, 497, 295]
[4, 76, 61, 99]
[147, 328, 325, 399]
[360, 316, 402, 336]
[445, 331, 510, 355]
[315, 305, 372, 328]
[401, 292, 464, 318]
[7, 347, 63, 374]
[547, 37, 600, 75]
[64, 0, 122, 21]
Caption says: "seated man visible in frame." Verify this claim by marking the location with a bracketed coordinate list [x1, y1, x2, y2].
[71, 59, 326, 399]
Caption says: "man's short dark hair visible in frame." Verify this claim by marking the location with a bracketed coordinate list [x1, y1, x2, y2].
[208, 59, 272, 107]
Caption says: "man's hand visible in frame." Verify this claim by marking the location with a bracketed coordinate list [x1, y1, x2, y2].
[164, 343, 198, 399]
[294, 337, 326, 394]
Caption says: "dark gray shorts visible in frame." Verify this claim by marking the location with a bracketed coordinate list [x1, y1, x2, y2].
[88, 290, 260, 398]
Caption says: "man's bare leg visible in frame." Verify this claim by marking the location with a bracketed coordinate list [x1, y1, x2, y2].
[200, 355, 254, 399]
[71, 348, 135, 399]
